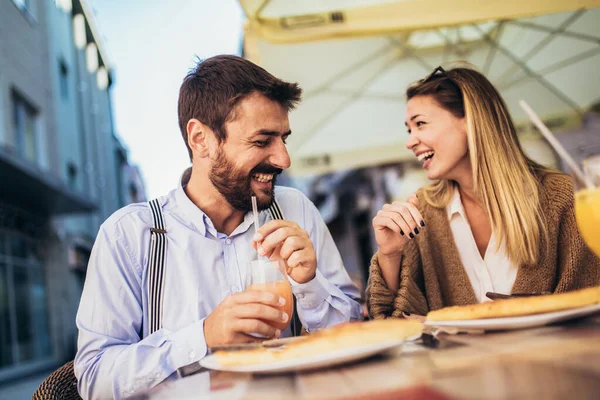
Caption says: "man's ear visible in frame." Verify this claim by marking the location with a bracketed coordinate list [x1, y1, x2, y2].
[187, 119, 213, 158]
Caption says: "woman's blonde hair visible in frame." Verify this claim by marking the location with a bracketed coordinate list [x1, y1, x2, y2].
[406, 66, 550, 266]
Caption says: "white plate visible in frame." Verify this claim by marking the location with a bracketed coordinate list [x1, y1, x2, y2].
[424, 303, 600, 332]
[199, 337, 413, 374]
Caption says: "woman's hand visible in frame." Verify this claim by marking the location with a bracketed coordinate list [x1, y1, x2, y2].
[373, 193, 424, 257]
[372, 194, 424, 290]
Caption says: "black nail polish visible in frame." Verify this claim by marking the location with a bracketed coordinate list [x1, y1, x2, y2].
[404, 312, 411, 316]
[414, 227, 419, 235]
[409, 232, 414, 239]
[400, 230, 404, 236]
[420, 221, 425, 227]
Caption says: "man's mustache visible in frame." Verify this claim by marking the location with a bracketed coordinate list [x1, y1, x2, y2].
[251, 165, 283, 175]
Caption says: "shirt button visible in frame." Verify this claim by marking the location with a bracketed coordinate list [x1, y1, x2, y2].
[189, 350, 196, 359]
[230, 285, 239, 293]
[154, 373, 160, 379]
[225, 238, 232, 245]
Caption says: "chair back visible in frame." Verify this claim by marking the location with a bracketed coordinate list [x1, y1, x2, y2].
[32, 360, 81, 400]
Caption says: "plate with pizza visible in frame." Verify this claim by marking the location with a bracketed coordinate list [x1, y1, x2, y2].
[200, 319, 422, 373]
[424, 285, 600, 332]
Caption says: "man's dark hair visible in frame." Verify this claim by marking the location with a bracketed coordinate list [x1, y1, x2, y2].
[178, 55, 302, 160]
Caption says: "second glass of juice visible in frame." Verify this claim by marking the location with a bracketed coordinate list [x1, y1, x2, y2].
[575, 156, 600, 257]
[247, 259, 293, 331]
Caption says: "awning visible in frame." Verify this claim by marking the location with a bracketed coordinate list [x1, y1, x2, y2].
[240, 0, 599, 43]
[0, 148, 97, 215]
[240, 1, 600, 176]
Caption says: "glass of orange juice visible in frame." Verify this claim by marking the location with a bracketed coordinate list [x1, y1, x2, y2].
[575, 189, 600, 256]
[247, 259, 294, 332]
[575, 157, 600, 257]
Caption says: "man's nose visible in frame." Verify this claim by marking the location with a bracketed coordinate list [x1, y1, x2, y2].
[270, 139, 291, 169]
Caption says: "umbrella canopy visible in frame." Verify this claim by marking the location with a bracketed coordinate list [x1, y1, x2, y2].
[240, 1, 600, 176]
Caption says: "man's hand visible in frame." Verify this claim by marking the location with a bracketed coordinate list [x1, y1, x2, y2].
[252, 220, 317, 284]
[204, 291, 289, 347]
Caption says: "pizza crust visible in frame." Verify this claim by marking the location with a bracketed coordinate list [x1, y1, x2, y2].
[215, 319, 423, 367]
[426, 285, 600, 322]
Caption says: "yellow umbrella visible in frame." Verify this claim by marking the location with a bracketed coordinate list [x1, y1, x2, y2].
[239, 1, 600, 176]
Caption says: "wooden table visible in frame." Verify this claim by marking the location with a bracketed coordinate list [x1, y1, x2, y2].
[144, 316, 600, 400]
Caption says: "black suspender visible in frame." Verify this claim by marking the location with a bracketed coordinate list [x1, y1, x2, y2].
[147, 197, 302, 336]
[148, 199, 167, 334]
[267, 199, 284, 221]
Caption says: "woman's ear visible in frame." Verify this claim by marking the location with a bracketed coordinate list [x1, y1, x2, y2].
[187, 119, 212, 158]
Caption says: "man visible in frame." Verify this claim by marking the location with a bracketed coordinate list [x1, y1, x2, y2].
[74, 55, 362, 399]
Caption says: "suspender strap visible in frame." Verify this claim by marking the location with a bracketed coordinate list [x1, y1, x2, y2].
[267, 200, 284, 221]
[148, 199, 167, 334]
[267, 199, 303, 337]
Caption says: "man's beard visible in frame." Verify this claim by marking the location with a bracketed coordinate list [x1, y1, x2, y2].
[209, 148, 281, 212]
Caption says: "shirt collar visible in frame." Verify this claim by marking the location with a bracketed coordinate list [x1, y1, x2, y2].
[174, 185, 270, 237]
[446, 185, 465, 220]
[174, 185, 208, 236]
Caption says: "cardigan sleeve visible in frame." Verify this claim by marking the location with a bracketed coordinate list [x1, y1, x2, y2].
[553, 182, 600, 291]
[366, 240, 429, 319]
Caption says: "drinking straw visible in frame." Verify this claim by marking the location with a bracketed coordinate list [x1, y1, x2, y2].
[251, 196, 266, 283]
[251, 196, 260, 235]
[519, 100, 595, 189]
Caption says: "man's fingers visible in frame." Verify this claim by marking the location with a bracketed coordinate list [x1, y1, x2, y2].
[232, 290, 286, 307]
[286, 248, 314, 269]
[235, 319, 281, 339]
[258, 227, 306, 256]
[253, 220, 299, 242]
[233, 333, 265, 344]
[279, 235, 309, 260]
[234, 304, 288, 324]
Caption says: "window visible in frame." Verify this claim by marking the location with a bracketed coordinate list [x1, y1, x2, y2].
[59, 60, 69, 100]
[0, 230, 51, 370]
[12, 90, 39, 162]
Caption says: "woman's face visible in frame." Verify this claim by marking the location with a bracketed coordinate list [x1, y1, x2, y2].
[405, 95, 469, 181]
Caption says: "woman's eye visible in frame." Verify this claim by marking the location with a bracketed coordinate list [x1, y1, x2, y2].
[416, 121, 425, 127]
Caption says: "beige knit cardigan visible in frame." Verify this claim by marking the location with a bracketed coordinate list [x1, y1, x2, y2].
[367, 173, 600, 318]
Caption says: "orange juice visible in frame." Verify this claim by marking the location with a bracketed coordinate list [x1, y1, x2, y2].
[575, 188, 600, 257]
[248, 280, 294, 331]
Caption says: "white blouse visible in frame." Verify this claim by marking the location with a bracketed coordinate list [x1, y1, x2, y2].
[447, 187, 518, 303]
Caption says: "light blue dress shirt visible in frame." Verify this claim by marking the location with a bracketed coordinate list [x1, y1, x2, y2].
[74, 185, 362, 399]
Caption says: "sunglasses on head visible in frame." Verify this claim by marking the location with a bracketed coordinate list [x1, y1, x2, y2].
[423, 66, 457, 87]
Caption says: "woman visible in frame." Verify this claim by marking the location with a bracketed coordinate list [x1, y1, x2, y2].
[367, 66, 600, 319]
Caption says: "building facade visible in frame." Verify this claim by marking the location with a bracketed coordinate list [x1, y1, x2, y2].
[0, 0, 145, 381]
